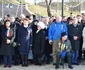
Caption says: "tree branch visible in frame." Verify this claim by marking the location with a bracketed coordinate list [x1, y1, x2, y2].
[45, 0, 48, 6]
[49, 0, 52, 5]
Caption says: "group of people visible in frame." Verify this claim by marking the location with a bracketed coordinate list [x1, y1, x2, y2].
[0, 13, 85, 69]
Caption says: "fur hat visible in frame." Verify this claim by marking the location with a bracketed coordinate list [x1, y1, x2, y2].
[37, 21, 45, 29]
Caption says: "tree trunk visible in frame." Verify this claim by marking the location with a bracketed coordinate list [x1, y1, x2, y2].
[47, 5, 52, 17]
[45, 0, 52, 17]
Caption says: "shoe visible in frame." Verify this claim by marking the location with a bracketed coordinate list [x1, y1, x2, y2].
[72, 62, 79, 65]
[53, 63, 56, 65]
[55, 66, 59, 69]
[22, 61, 25, 67]
[68, 66, 73, 69]
[4, 65, 7, 68]
[22, 64, 25, 67]
[8, 66, 11, 68]
[25, 64, 28, 67]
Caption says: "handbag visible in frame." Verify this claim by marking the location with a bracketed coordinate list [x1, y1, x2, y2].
[28, 49, 33, 60]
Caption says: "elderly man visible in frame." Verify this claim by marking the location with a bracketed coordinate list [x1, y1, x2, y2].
[42, 17, 52, 64]
[55, 32, 73, 69]
[48, 15, 68, 65]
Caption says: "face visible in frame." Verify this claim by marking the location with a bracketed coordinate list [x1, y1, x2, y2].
[69, 20, 73, 24]
[11, 17, 15, 22]
[34, 21, 38, 25]
[77, 16, 81, 22]
[73, 18, 78, 24]
[56, 16, 62, 23]
[62, 35, 67, 41]
[43, 18, 49, 25]
[6, 21, 11, 28]
[37, 25, 41, 30]
[82, 15, 85, 20]
[23, 20, 29, 26]
[28, 16, 33, 23]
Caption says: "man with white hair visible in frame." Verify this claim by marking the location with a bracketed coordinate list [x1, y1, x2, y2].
[48, 15, 68, 65]
[42, 17, 52, 64]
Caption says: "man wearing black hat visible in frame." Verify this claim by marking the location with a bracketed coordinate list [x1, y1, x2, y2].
[55, 32, 73, 69]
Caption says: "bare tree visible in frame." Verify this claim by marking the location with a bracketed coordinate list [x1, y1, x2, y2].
[45, 0, 52, 17]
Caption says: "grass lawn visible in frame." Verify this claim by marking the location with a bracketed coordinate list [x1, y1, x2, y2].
[28, 4, 80, 17]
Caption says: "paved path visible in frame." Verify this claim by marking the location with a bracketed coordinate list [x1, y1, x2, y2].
[0, 64, 85, 70]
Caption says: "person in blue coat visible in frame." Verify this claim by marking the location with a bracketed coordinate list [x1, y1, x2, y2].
[17, 18, 32, 67]
[48, 16, 68, 64]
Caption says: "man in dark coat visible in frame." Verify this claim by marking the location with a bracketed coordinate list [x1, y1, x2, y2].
[33, 21, 46, 65]
[68, 17, 82, 65]
[43, 17, 52, 64]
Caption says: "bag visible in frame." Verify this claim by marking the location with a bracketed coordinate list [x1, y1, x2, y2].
[38, 54, 46, 64]
[12, 42, 18, 47]
[28, 49, 33, 60]
[38, 50, 46, 64]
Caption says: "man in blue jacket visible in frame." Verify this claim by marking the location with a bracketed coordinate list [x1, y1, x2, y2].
[48, 16, 68, 64]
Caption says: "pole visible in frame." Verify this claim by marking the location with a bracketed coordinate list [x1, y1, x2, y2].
[20, 0, 23, 14]
[35, 0, 37, 18]
[2, 0, 4, 19]
[62, 0, 64, 17]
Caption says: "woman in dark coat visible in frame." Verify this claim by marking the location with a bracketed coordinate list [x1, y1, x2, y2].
[33, 21, 46, 65]
[17, 18, 32, 67]
[68, 17, 82, 64]
[0, 20, 15, 67]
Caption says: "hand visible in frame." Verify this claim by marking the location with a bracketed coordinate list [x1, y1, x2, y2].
[6, 39, 11, 44]
[18, 44, 20, 46]
[30, 44, 32, 47]
[49, 40, 53, 45]
[46, 37, 48, 40]
[73, 36, 78, 40]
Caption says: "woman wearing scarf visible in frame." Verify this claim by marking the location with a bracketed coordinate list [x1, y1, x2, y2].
[0, 20, 15, 68]
[17, 18, 32, 67]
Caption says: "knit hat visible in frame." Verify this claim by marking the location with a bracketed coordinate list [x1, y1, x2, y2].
[61, 32, 67, 37]
[37, 21, 45, 29]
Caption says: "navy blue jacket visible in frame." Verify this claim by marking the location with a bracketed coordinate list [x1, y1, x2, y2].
[17, 25, 33, 54]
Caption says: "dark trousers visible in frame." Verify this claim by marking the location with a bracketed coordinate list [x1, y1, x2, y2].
[14, 47, 21, 65]
[45, 40, 52, 63]
[21, 55, 28, 65]
[4, 56, 12, 66]
[56, 52, 72, 67]
[78, 38, 83, 60]
[33, 54, 40, 65]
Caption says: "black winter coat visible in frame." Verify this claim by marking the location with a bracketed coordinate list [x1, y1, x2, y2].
[33, 30, 46, 55]
[0, 27, 15, 55]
